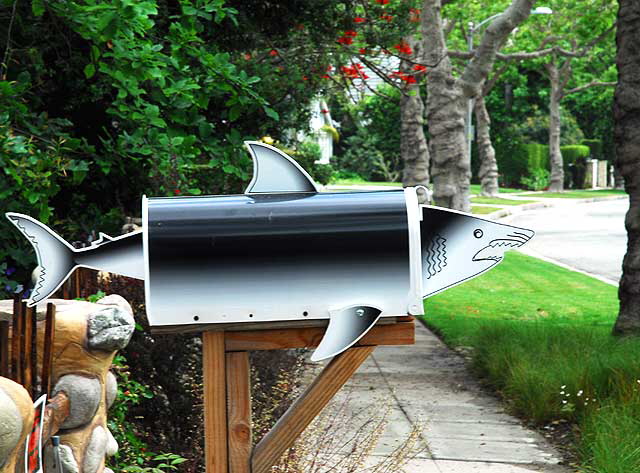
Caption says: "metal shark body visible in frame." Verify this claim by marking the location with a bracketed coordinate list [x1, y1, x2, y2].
[6, 142, 534, 361]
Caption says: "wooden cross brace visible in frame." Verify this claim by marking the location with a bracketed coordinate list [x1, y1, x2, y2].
[201, 316, 415, 473]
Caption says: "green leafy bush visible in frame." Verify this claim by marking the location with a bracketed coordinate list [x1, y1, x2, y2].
[497, 143, 548, 187]
[331, 85, 405, 182]
[561, 145, 591, 166]
[581, 139, 603, 160]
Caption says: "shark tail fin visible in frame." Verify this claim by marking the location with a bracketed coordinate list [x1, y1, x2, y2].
[5, 213, 76, 307]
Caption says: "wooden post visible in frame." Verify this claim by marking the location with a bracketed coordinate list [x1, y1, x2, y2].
[251, 346, 374, 473]
[11, 297, 22, 384]
[0, 320, 8, 378]
[41, 303, 56, 396]
[22, 303, 32, 398]
[193, 317, 414, 473]
[203, 331, 228, 473]
[226, 352, 251, 473]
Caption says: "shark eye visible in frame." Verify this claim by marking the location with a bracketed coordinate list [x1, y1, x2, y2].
[474, 229, 483, 239]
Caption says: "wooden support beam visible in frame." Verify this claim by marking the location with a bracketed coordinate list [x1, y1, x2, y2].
[225, 318, 415, 352]
[30, 305, 38, 397]
[41, 303, 56, 396]
[0, 320, 8, 378]
[11, 296, 21, 383]
[251, 346, 375, 473]
[226, 352, 251, 473]
[22, 304, 33, 398]
[203, 331, 228, 473]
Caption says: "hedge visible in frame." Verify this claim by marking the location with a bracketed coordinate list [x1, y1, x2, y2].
[581, 139, 603, 160]
[496, 142, 548, 187]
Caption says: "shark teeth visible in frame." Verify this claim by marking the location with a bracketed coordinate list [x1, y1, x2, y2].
[472, 238, 525, 262]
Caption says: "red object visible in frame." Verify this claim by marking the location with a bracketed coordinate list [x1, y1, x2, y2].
[321, 109, 330, 114]
[337, 36, 354, 45]
[344, 30, 358, 37]
[243, 53, 251, 60]
[393, 41, 413, 55]
[359, 48, 368, 54]
[380, 13, 393, 22]
[354, 17, 366, 23]
[174, 189, 181, 195]
[375, 0, 390, 4]
[413, 64, 427, 72]
[410, 7, 421, 22]
[269, 49, 278, 56]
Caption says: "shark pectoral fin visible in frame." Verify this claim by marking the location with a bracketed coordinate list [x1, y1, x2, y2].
[310, 305, 382, 362]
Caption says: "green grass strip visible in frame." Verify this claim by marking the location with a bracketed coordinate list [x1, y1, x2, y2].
[471, 197, 537, 206]
[421, 252, 640, 471]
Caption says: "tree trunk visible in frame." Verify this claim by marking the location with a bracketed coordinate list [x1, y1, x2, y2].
[613, 0, 640, 335]
[474, 95, 499, 196]
[420, 0, 534, 210]
[547, 63, 565, 192]
[422, 0, 470, 211]
[400, 38, 430, 200]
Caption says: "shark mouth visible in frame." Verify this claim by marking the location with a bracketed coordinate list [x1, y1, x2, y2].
[472, 232, 532, 263]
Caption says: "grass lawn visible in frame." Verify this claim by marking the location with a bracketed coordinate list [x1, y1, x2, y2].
[329, 179, 522, 195]
[521, 189, 626, 199]
[421, 252, 640, 472]
[469, 184, 522, 194]
[329, 178, 402, 187]
[471, 196, 537, 206]
[471, 206, 501, 215]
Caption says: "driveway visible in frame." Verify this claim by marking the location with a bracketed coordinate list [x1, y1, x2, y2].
[505, 198, 628, 284]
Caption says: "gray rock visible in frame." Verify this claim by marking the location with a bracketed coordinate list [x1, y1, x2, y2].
[83, 426, 107, 473]
[0, 388, 22, 468]
[87, 306, 135, 352]
[105, 428, 118, 457]
[52, 375, 101, 430]
[104, 469, 114, 473]
[105, 371, 117, 409]
[96, 294, 133, 316]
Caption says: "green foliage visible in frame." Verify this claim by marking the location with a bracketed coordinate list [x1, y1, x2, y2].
[581, 139, 604, 160]
[497, 142, 548, 187]
[561, 145, 591, 165]
[520, 168, 550, 191]
[108, 354, 187, 471]
[422, 251, 640, 471]
[332, 85, 405, 182]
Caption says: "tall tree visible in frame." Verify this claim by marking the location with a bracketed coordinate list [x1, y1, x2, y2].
[399, 37, 430, 195]
[613, 0, 640, 334]
[421, 0, 535, 211]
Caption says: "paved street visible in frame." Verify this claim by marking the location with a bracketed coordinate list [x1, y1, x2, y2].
[504, 198, 628, 284]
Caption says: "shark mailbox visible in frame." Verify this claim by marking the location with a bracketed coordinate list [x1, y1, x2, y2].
[6, 142, 534, 361]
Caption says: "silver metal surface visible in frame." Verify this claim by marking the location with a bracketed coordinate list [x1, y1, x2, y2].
[311, 305, 382, 361]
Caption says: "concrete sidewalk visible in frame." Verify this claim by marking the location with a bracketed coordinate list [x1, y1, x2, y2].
[328, 323, 568, 472]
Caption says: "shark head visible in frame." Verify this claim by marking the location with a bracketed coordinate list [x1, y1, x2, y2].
[420, 206, 534, 298]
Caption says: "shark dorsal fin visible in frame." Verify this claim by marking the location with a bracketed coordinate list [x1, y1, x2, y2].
[244, 141, 319, 194]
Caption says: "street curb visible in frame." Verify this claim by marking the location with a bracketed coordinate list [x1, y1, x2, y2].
[486, 194, 627, 220]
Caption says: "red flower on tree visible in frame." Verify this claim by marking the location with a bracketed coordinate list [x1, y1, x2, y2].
[359, 48, 368, 54]
[354, 17, 366, 23]
[393, 41, 413, 55]
[338, 36, 354, 45]
[174, 189, 181, 195]
[409, 8, 421, 22]
[375, 0, 390, 4]
[380, 13, 393, 22]
[344, 30, 358, 37]
[269, 49, 278, 56]
[413, 64, 427, 72]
